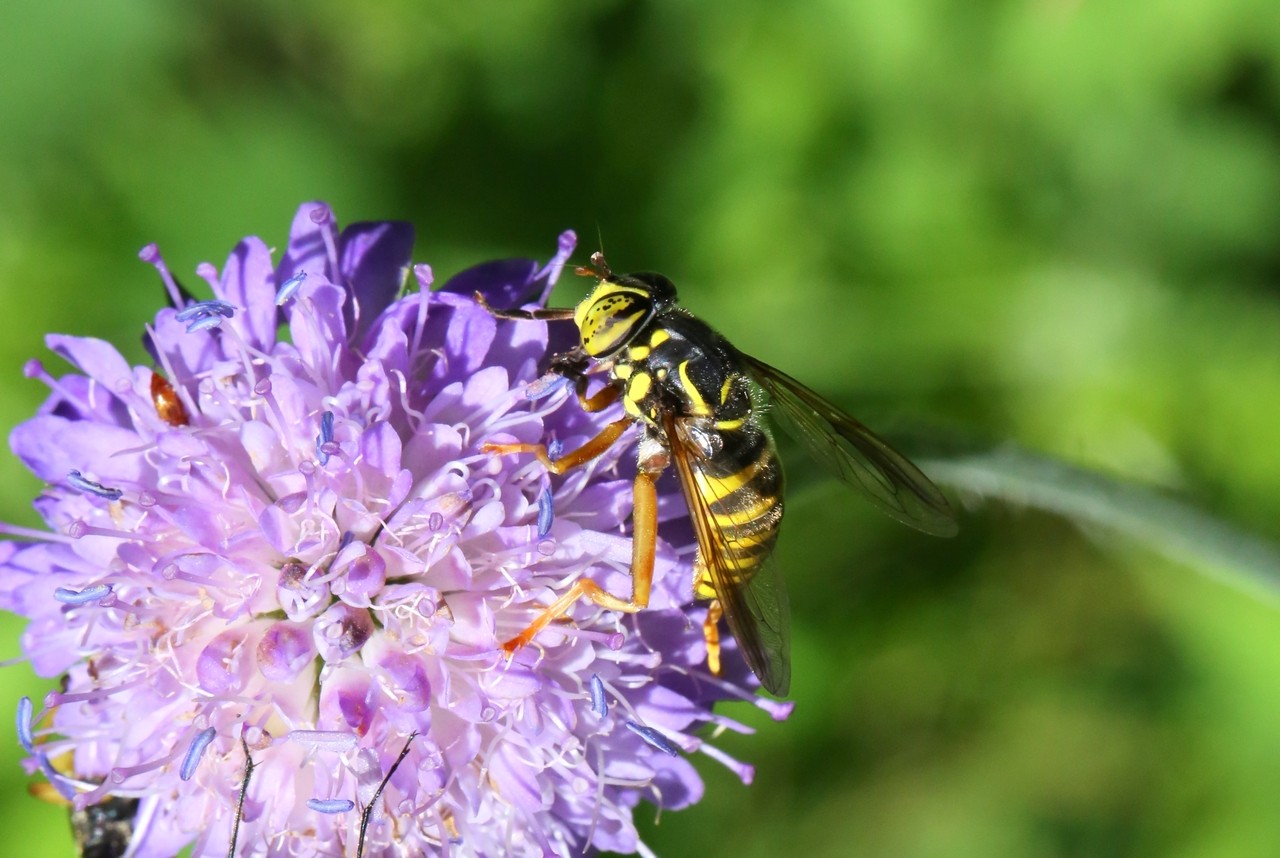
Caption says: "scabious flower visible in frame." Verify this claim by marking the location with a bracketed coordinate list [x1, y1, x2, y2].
[1, 203, 791, 857]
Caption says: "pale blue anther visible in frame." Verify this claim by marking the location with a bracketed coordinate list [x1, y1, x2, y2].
[276, 271, 307, 305]
[307, 798, 355, 814]
[180, 726, 217, 781]
[316, 411, 335, 465]
[175, 299, 235, 322]
[589, 675, 608, 718]
[537, 489, 554, 538]
[625, 720, 679, 757]
[525, 373, 570, 401]
[16, 697, 33, 752]
[184, 314, 225, 333]
[67, 470, 123, 501]
[177, 299, 236, 333]
[53, 584, 113, 606]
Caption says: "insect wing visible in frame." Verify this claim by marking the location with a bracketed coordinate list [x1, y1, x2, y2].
[665, 415, 792, 696]
[741, 355, 958, 537]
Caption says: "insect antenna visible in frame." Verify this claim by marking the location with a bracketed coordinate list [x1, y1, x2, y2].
[356, 733, 418, 858]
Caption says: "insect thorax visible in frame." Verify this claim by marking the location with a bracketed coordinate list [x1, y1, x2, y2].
[610, 312, 755, 438]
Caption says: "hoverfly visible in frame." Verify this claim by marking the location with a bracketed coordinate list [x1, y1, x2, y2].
[478, 253, 956, 695]
[70, 795, 139, 858]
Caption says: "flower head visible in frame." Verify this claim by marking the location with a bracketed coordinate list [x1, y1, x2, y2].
[2, 203, 790, 856]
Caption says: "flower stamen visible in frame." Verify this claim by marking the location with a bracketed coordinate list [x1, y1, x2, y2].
[276, 271, 307, 306]
[180, 727, 217, 781]
[15, 696, 34, 752]
[138, 244, 187, 308]
[53, 584, 114, 606]
[67, 470, 124, 501]
[308, 797, 355, 814]
[583, 678, 607, 723]
[286, 730, 359, 753]
[623, 721, 680, 757]
[316, 410, 336, 465]
[536, 488, 555, 538]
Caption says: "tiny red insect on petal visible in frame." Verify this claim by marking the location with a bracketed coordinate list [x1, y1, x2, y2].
[150, 371, 190, 427]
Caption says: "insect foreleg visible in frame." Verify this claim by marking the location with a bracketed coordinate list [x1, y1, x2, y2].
[575, 378, 620, 412]
[473, 291, 575, 322]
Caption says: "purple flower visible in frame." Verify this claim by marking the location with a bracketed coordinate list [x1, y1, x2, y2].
[1, 202, 791, 857]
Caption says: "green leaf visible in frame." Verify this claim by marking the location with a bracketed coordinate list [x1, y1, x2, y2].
[919, 444, 1280, 596]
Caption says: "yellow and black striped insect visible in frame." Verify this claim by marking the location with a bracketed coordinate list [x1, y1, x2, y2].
[479, 253, 956, 696]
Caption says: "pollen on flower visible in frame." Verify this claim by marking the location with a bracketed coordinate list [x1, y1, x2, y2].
[0, 202, 790, 857]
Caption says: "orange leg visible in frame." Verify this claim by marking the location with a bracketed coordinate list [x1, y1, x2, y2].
[481, 417, 630, 475]
[482, 419, 660, 654]
[500, 468, 658, 653]
[703, 599, 724, 676]
[575, 378, 619, 413]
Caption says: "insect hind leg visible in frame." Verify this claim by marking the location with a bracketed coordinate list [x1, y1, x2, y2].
[501, 467, 659, 654]
[702, 598, 724, 676]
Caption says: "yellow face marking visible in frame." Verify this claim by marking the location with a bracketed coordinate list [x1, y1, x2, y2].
[627, 344, 651, 361]
[678, 361, 710, 415]
[614, 363, 633, 380]
[649, 329, 670, 347]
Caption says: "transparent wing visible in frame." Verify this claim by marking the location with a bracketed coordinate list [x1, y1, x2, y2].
[664, 415, 792, 696]
[742, 354, 958, 537]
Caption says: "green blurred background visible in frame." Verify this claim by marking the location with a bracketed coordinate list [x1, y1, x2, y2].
[3, 1, 1280, 855]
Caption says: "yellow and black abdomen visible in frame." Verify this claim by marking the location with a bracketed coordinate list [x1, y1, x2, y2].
[690, 422, 784, 595]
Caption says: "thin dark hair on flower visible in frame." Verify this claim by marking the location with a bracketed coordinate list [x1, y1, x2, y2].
[226, 738, 254, 858]
[356, 733, 417, 858]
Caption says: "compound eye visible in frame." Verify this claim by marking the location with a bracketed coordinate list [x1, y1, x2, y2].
[579, 292, 651, 357]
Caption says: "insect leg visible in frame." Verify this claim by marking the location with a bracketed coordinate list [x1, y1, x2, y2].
[473, 292, 575, 322]
[543, 347, 617, 411]
[702, 599, 724, 676]
[481, 417, 631, 475]
[575, 377, 620, 412]
[501, 465, 660, 655]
